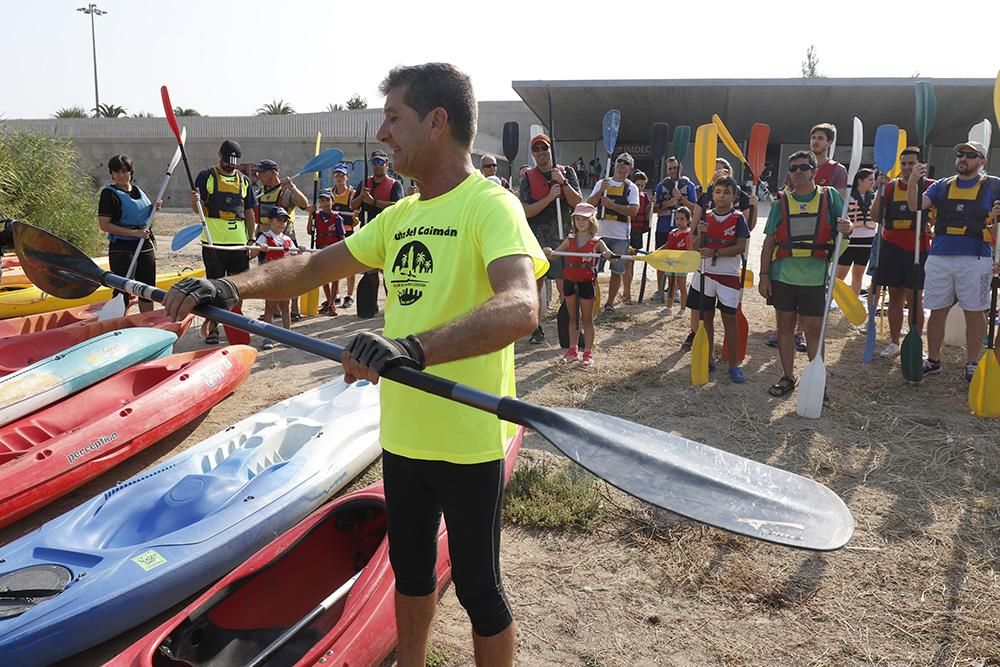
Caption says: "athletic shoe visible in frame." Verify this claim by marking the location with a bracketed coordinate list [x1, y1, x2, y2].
[663, 306, 673, 316]
[334, 297, 342, 305]
[880, 342, 901, 358]
[674, 309, 684, 319]
[581, 351, 594, 367]
[291, 313, 303, 323]
[794, 332, 807, 353]
[681, 332, 695, 351]
[728, 367, 746, 384]
[651, 290, 663, 303]
[342, 296, 354, 308]
[262, 339, 275, 350]
[560, 349, 579, 364]
[964, 362, 978, 382]
[766, 331, 779, 347]
[922, 358, 942, 375]
[529, 326, 544, 345]
[675, 289, 682, 302]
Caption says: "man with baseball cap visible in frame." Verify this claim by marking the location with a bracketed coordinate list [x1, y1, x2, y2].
[907, 140, 1000, 381]
[587, 151, 639, 312]
[255, 158, 309, 320]
[191, 139, 257, 344]
[351, 149, 404, 222]
[519, 132, 582, 343]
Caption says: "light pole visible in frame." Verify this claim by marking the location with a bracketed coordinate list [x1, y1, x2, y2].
[77, 3, 107, 115]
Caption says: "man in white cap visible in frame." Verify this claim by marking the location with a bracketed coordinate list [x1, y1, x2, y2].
[587, 152, 639, 312]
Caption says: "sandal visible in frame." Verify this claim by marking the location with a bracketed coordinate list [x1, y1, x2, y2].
[205, 332, 220, 345]
[767, 376, 796, 397]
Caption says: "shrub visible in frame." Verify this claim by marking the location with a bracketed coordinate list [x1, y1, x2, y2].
[505, 459, 604, 531]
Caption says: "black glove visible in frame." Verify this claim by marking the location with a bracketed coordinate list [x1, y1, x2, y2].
[345, 332, 426, 374]
[171, 277, 240, 310]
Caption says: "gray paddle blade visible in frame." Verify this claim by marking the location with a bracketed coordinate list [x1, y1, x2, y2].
[12, 222, 102, 298]
[535, 407, 854, 551]
[0, 564, 73, 618]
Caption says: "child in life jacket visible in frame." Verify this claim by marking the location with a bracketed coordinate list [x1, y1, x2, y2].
[658, 205, 692, 317]
[543, 202, 613, 367]
[252, 207, 301, 350]
[306, 190, 346, 315]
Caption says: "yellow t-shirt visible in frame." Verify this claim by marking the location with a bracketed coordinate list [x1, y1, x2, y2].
[345, 171, 548, 464]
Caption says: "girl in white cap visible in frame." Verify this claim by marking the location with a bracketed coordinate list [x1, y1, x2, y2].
[544, 202, 613, 366]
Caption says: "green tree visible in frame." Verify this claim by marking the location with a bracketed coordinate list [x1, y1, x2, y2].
[92, 103, 128, 118]
[173, 107, 201, 117]
[256, 99, 295, 115]
[53, 106, 89, 119]
[801, 45, 824, 78]
[326, 103, 345, 112]
[346, 94, 367, 110]
[131, 111, 155, 118]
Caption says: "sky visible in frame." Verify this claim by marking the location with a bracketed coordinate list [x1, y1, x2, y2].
[4, 0, 999, 120]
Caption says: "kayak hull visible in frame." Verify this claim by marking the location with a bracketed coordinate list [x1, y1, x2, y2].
[0, 310, 194, 376]
[1, 256, 109, 288]
[0, 299, 138, 338]
[110, 428, 524, 667]
[0, 378, 381, 666]
[0, 328, 177, 427]
[0, 345, 256, 530]
[0, 268, 204, 319]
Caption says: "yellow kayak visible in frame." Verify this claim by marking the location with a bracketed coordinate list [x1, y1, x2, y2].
[0, 267, 205, 318]
[1, 256, 110, 288]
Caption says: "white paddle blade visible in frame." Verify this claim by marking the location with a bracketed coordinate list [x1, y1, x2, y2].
[846, 117, 864, 184]
[96, 295, 126, 322]
[796, 358, 826, 419]
[969, 120, 992, 158]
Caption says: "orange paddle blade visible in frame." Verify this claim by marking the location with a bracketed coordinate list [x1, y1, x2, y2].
[748, 123, 771, 185]
[721, 305, 748, 363]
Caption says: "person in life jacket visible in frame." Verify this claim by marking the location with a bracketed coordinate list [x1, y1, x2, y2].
[620, 171, 651, 304]
[350, 149, 404, 223]
[252, 207, 300, 349]
[191, 140, 258, 344]
[907, 141, 1000, 381]
[306, 189, 346, 315]
[542, 202, 613, 367]
[653, 157, 698, 303]
[587, 152, 640, 312]
[760, 151, 852, 398]
[868, 149, 934, 359]
[255, 159, 308, 320]
[519, 132, 584, 344]
[97, 153, 162, 312]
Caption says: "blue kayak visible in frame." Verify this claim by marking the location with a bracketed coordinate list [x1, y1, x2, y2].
[0, 327, 176, 427]
[0, 377, 381, 666]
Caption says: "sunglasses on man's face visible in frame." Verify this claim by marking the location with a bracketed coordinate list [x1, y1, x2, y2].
[616, 159, 633, 166]
[371, 158, 387, 166]
[482, 163, 497, 169]
[531, 145, 549, 153]
[788, 163, 815, 173]
[955, 151, 981, 159]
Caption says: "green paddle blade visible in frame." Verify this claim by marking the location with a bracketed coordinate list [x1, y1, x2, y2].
[915, 81, 937, 147]
[672, 125, 691, 164]
[900, 328, 924, 382]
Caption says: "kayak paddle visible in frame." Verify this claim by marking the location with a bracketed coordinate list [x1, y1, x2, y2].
[865, 124, 902, 363]
[691, 123, 717, 387]
[12, 221, 854, 551]
[969, 119, 992, 157]
[639, 122, 670, 303]
[97, 126, 186, 322]
[797, 116, 863, 419]
[502, 121, 519, 180]
[832, 278, 867, 326]
[711, 114, 749, 174]
[550, 248, 700, 274]
[598, 109, 622, 221]
[301, 132, 323, 317]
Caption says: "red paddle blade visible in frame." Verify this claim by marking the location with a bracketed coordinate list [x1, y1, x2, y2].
[721, 305, 749, 362]
[223, 305, 252, 345]
[160, 86, 182, 144]
[748, 123, 770, 185]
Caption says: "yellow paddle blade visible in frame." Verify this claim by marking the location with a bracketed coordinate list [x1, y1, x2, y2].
[833, 278, 867, 326]
[691, 323, 709, 386]
[969, 350, 1000, 418]
[742, 268, 754, 288]
[888, 129, 908, 179]
[994, 70, 1000, 132]
[638, 250, 701, 273]
[694, 124, 718, 191]
[312, 132, 322, 182]
[711, 114, 746, 165]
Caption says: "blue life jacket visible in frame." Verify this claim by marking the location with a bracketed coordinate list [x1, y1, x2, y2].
[104, 185, 152, 242]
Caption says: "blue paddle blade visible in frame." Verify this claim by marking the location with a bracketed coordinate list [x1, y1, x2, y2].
[171, 223, 204, 251]
[296, 148, 344, 177]
[603, 109, 621, 157]
[874, 125, 900, 174]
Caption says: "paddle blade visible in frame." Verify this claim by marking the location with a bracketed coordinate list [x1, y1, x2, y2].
[900, 328, 924, 382]
[748, 123, 770, 185]
[796, 357, 826, 419]
[846, 117, 864, 185]
[502, 121, 519, 164]
[969, 350, 1000, 418]
[969, 120, 992, 157]
[171, 223, 204, 251]
[11, 223, 103, 298]
[297, 148, 345, 177]
[721, 306, 748, 363]
[915, 82, 937, 147]
[995, 71, 1000, 128]
[888, 129, 908, 180]
[691, 322, 709, 386]
[160, 86, 182, 144]
[711, 114, 746, 164]
[651, 122, 670, 163]
[832, 279, 867, 326]
[97, 296, 126, 322]
[742, 268, 755, 288]
[641, 249, 701, 273]
[863, 313, 878, 363]
[526, 406, 854, 550]
[874, 124, 900, 174]
[671, 125, 691, 164]
[312, 132, 322, 183]
[694, 124, 718, 191]
[167, 128, 186, 174]
[602, 109, 621, 157]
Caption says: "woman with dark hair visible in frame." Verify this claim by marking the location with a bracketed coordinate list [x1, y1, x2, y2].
[836, 167, 876, 294]
[97, 154, 160, 312]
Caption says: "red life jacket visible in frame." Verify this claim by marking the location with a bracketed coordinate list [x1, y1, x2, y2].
[773, 187, 835, 260]
[702, 209, 742, 250]
[666, 228, 690, 250]
[361, 177, 398, 223]
[525, 166, 567, 201]
[815, 160, 842, 187]
[563, 236, 600, 282]
[313, 209, 343, 246]
[631, 191, 650, 232]
[261, 232, 292, 262]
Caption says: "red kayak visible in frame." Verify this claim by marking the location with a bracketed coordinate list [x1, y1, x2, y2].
[109, 427, 523, 667]
[0, 310, 194, 376]
[0, 345, 256, 530]
[0, 298, 138, 338]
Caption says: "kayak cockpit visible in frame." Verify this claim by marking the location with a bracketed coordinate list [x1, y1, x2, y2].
[154, 498, 387, 666]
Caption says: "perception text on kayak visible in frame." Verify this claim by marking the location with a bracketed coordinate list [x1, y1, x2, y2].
[67, 432, 119, 464]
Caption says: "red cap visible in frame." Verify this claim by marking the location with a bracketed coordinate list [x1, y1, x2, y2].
[530, 134, 551, 148]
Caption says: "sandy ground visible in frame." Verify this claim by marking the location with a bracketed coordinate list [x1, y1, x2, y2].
[2, 208, 998, 666]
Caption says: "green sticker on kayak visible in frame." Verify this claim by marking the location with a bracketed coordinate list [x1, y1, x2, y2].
[131, 549, 167, 572]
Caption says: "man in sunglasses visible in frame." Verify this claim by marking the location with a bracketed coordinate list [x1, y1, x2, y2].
[652, 156, 698, 303]
[519, 133, 583, 343]
[759, 151, 851, 398]
[907, 141, 1000, 381]
[588, 152, 639, 312]
[351, 149, 404, 222]
[480, 154, 509, 189]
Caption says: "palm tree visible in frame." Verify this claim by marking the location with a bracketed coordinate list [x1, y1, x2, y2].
[256, 99, 295, 115]
[326, 103, 344, 112]
[346, 94, 367, 110]
[53, 106, 88, 118]
[173, 107, 201, 117]
[131, 111, 155, 118]
[92, 103, 127, 118]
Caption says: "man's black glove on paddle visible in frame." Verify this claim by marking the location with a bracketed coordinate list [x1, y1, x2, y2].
[346, 332, 426, 374]
[172, 277, 240, 310]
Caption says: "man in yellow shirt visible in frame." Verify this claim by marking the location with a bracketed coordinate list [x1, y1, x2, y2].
[164, 62, 547, 667]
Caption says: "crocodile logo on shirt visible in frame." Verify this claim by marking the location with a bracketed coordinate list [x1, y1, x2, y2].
[390, 241, 433, 306]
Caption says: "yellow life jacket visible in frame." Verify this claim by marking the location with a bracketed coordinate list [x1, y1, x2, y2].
[203, 167, 250, 245]
[602, 180, 631, 222]
[258, 185, 296, 228]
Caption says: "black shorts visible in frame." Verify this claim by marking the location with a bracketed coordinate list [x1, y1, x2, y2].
[545, 255, 564, 280]
[563, 279, 596, 300]
[382, 449, 512, 637]
[202, 245, 250, 279]
[685, 285, 737, 315]
[874, 240, 926, 289]
[108, 238, 156, 305]
[770, 280, 826, 317]
[655, 231, 670, 249]
[629, 229, 647, 251]
[837, 243, 872, 267]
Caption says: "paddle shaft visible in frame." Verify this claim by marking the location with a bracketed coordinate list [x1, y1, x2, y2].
[817, 232, 843, 359]
[125, 149, 182, 279]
